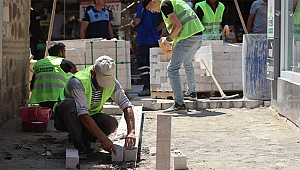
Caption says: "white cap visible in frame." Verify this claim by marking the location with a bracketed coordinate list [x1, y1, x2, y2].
[93, 55, 116, 88]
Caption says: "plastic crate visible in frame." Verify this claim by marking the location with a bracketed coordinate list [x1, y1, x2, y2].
[19, 107, 52, 132]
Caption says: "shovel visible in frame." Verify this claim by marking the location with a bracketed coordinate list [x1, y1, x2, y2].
[201, 59, 239, 100]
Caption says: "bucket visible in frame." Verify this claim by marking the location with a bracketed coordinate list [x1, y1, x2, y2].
[19, 107, 52, 132]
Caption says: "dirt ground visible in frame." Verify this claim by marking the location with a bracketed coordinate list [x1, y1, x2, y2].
[1, 107, 300, 169]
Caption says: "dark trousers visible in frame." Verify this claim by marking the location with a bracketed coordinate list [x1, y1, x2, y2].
[54, 98, 118, 146]
[136, 44, 159, 90]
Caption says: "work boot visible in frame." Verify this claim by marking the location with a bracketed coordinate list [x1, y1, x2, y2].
[138, 89, 150, 96]
[163, 102, 186, 113]
[84, 141, 95, 154]
[184, 92, 197, 101]
[77, 145, 87, 160]
[73, 142, 87, 160]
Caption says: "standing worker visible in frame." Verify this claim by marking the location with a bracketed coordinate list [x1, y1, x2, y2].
[130, 2, 164, 96]
[53, 56, 136, 159]
[143, 0, 204, 113]
[30, 0, 44, 60]
[194, 0, 229, 40]
[30, 42, 78, 109]
[246, 0, 268, 34]
[80, 0, 114, 39]
[45, 2, 66, 41]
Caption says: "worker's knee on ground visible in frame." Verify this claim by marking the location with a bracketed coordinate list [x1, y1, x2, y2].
[57, 98, 76, 114]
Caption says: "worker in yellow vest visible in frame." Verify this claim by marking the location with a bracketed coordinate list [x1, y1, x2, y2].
[194, 0, 229, 40]
[30, 42, 78, 109]
[143, 0, 204, 113]
[53, 56, 136, 160]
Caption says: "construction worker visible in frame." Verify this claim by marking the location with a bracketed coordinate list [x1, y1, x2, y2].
[246, 0, 268, 34]
[53, 56, 136, 159]
[80, 0, 114, 39]
[142, 0, 204, 113]
[194, 0, 228, 40]
[130, 2, 164, 96]
[30, 42, 78, 109]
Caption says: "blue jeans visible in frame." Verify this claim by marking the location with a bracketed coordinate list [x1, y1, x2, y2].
[167, 35, 202, 105]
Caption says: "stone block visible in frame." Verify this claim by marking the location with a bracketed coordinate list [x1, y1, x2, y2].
[230, 100, 243, 108]
[244, 100, 259, 109]
[66, 149, 79, 169]
[197, 101, 208, 109]
[264, 100, 271, 107]
[221, 101, 230, 109]
[156, 114, 172, 170]
[124, 147, 137, 162]
[111, 144, 124, 162]
[170, 149, 187, 170]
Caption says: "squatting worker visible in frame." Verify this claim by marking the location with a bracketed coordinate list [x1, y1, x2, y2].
[142, 0, 204, 113]
[53, 55, 136, 160]
[30, 42, 78, 109]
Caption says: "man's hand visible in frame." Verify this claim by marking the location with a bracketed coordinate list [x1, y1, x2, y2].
[100, 136, 117, 155]
[223, 25, 230, 37]
[159, 37, 173, 51]
[124, 132, 136, 149]
[130, 20, 135, 28]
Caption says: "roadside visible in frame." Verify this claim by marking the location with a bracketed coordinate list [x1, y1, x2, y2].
[0, 107, 300, 169]
[138, 107, 300, 170]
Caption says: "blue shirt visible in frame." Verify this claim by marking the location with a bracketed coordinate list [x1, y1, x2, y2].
[135, 3, 162, 46]
[249, 0, 268, 34]
[82, 7, 110, 39]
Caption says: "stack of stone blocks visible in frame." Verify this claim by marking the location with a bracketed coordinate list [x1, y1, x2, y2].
[58, 39, 132, 91]
[150, 40, 243, 94]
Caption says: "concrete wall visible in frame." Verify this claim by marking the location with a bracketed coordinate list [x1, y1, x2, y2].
[277, 78, 300, 127]
[0, 0, 31, 125]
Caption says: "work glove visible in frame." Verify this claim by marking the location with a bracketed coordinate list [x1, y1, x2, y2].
[223, 25, 230, 37]
[159, 37, 173, 51]
[130, 20, 135, 28]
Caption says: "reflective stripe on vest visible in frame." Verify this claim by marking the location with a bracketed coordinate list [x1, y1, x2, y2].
[195, 1, 225, 40]
[30, 56, 67, 104]
[161, 0, 204, 45]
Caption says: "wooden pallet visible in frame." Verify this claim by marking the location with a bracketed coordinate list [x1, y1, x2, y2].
[151, 91, 216, 99]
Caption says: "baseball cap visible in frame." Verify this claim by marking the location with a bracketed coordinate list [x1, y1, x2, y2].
[93, 55, 116, 88]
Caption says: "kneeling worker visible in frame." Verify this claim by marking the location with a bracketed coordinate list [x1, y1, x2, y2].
[30, 42, 78, 109]
[53, 55, 136, 159]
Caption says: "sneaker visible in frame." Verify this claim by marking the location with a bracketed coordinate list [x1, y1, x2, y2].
[77, 145, 87, 160]
[138, 89, 150, 96]
[184, 92, 197, 101]
[163, 102, 186, 113]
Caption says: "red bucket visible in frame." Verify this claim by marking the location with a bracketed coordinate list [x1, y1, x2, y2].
[19, 107, 52, 132]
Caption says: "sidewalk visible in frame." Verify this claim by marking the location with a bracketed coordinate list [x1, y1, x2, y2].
[0, 85, 299, 169]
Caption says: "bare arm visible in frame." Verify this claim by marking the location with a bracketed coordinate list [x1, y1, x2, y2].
[80, 21, 89, 39]
[123, 106, 136, 149]
[166, 13, 182, 40]
[78, 114, 117, 155]
[157, 21, 165, 32]
[247, 14, 255, 34]
[133, 18, 141, 26]
[108, 22, 114, 39]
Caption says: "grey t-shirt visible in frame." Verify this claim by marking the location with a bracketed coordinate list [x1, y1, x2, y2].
[249, 0, 268, 34]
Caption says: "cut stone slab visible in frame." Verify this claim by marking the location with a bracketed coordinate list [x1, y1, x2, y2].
[112, 106, 143, 163]
[66, 149, 79, 169]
